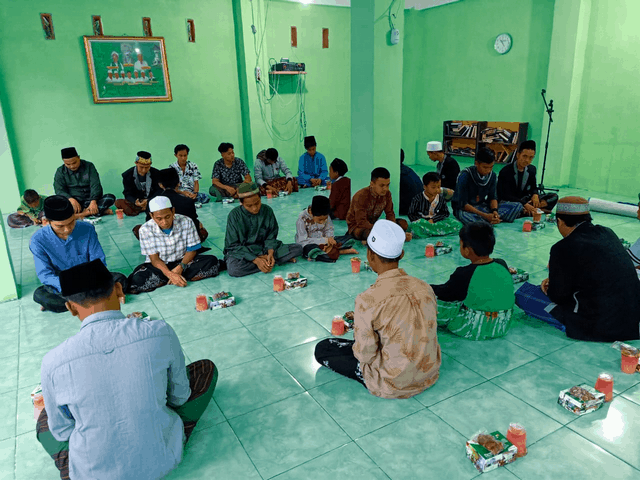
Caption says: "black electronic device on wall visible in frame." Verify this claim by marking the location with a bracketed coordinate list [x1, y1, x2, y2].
[271, 61, 305, 72]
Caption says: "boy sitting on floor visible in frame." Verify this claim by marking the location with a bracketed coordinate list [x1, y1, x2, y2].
[451, 147, 523, 225]
[295, 196, 358, 263]
[328, 158, 350, 220]
[407, 172, 461, 238]
[314, 220, 441, 399]
[431, 222, 515, 340]
[7, 189, 46, 228]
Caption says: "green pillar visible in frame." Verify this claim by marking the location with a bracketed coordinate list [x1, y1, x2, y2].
[0, 206, 18, 303]
[351, 0, 405, 212]
[541, 0, 591, 188]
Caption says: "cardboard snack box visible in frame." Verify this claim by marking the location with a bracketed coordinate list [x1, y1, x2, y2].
[509, 267, 530, 284]
[127, 311, 150, 320]
[222, 198, 235, 204]
[314, 186, 327, 191]
[278, 191, 289, 197]
[531, 221, 546, 231]
[363, 261, 374, 272]
[284, 277, 308, 289]
[557, 384, 606, 416]
[465, 431, 517, 473]
[210, 293, 236, 310]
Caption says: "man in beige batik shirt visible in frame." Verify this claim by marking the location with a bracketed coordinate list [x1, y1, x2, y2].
[314, 219, 441, 399]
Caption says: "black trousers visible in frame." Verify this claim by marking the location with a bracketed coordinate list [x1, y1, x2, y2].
[76, 194, 116, 215]
[521, 193, 559, 212]
[127, 255, 221, 294]
[314, 338, 366, 387]
[301, 234, 354, 263]
[33, 272, 129, 313]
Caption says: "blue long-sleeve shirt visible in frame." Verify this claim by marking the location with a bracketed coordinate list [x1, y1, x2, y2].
[41, 310, 191, 479]
[297, 151, 329, 187]
[29, 221, 106, 292]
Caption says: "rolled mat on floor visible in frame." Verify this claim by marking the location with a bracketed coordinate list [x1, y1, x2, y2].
[588, 198, 638, 218]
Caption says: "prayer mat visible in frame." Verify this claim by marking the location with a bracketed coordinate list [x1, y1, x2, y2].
[407, 216, 462, 239]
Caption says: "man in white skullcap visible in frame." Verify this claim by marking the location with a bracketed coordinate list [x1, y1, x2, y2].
[516, 196, 640, 341]
[314, 220, 441, 399]
[427, 141, 460, 191]
[127, 196, 224, 294]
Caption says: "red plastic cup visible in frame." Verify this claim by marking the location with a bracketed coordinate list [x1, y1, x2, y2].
[595, 373, 614, 402]
[331, 316, 345, 336]
[273, 275, 285, 292]
[523, 221, 532, 232]
[267, 192, 273, 199]
[351, 258, 361, 273]
[196, 295, 209, 312]
[425, 244, 435, 257]
[116, 209, 124, 219]
[507, 423, 527, 457]
[621, 352, 639, 374]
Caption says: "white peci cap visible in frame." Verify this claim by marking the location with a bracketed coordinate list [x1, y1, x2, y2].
[427, 141, 443, 152]
[149, 196, 173, 213]
[367, 220, 405, 259]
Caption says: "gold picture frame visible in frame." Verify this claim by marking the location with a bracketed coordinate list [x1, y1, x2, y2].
[83, 36, 172, 104]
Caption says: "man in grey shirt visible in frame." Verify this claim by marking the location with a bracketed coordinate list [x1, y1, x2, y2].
[254, 148, 298, 195]
[36, 259, 217, 479]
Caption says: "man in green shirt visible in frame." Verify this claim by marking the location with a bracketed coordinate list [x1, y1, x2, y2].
[54, 147, 115, 217]
[223, 182, 302, 277]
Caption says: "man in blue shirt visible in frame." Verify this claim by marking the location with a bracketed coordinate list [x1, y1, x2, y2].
[298, 135, 329, 187]
[36, 259, 218, 479]
[30, 195, 128, 312]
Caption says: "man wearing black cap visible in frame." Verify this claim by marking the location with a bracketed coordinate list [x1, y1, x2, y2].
[29, 196, 128, 312]
[54, 147, 115, 217]
[298, 136, 329, 188]
[36, 260, 218, 479]
[114, 151, 161, 216]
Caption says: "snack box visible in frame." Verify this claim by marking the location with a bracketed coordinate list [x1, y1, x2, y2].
[434, 244, 453, 255]
[278, 191, 289, 197]
[465, 431, 517, 473]
[531, 221, 546, 231]
[127, 311, 150, 320]
[509, 268, 530, 284]
[546, 213, 556, 223]
[285, 277, 308, 289]
[210, 292, 236, 310]
[194, 202, 203, 209]
[363, 261, 374, 272]
[557, 384, 606, 416]
[314, 186, 327, 191]
[343, 311, 355, 330]
[84, 216, 102, 225]
[222, 198, 235, 204]
[612, 341, 640, 373]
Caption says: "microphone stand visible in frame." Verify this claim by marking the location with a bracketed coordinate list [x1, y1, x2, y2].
[539, 89, 558, 194]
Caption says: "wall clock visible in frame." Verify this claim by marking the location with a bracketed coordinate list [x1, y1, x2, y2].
[494, 33, 512, 55]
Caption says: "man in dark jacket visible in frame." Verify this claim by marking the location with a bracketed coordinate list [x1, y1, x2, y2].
[539, 196, 640, 341]
[399, 149, 423, 216]
[54, 147, 115, 217]
[132, 168, 208, 242]
[497, 140, 558, 216]
[115, 151, 161, 216]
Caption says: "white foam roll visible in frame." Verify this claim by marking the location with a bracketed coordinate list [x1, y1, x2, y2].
[588, 198, 638, 218]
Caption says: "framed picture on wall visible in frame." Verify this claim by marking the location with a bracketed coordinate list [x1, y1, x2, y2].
[83, 36, 172, 104]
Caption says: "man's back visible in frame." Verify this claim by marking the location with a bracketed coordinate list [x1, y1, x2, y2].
[41, 312, 190, 479]
[400, 164, 423, 215]
[549, 223, 640, 341]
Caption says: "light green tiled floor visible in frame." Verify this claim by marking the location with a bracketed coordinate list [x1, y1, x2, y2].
[1, 173, 640, 480]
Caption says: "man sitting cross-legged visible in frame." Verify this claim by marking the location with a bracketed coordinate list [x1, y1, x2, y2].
[54, 147, 115, 217]
[224, 182, 303, 277]
[254, 147, 298, 196]
[314, 220, 441, 399]
[30, 195, 127, 313]
[132, 167, 208, 243]
[346, 167, 412, 242]
[497, 140, 558, 216]
[36, 259, 218, 480]
[516, 196, 640, 341]
[127, 196, 223, 294]
[451, 147, 523, 225]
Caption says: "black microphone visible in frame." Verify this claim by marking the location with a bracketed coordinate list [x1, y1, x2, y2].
[541, 89, 546, 94]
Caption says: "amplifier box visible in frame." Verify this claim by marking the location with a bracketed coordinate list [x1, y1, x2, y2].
[272, 62, 305, 72]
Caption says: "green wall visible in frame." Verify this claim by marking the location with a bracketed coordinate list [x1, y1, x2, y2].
[0, 206, 18, 302]
[401, 0, 555, 168]
[570, 0, 640, 193]
[0, 0, 244, 204]
[263, 1, 351, 174]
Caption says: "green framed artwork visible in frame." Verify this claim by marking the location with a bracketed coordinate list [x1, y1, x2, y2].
[83, 36, 172, 103]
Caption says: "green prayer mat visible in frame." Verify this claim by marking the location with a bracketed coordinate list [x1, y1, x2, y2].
[408, 216, 462, 239]
[437, 299, 513, 341]
[307, 238, 358, 260]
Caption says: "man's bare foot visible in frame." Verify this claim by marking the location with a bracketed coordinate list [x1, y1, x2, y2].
[103, 209, 114, 216]
[119, 296, 126, 305]
[40, 306, 45, 311]
[339, 248, 359, 255]
[289, 258, 297, 263]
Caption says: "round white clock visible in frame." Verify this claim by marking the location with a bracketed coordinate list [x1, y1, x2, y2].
[494, 33, 512, 54]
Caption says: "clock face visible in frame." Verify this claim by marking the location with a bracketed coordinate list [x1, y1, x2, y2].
[494, 33, 512, 54]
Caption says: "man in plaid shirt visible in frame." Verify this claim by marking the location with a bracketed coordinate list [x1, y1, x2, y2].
[127, 196, 223, 294]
